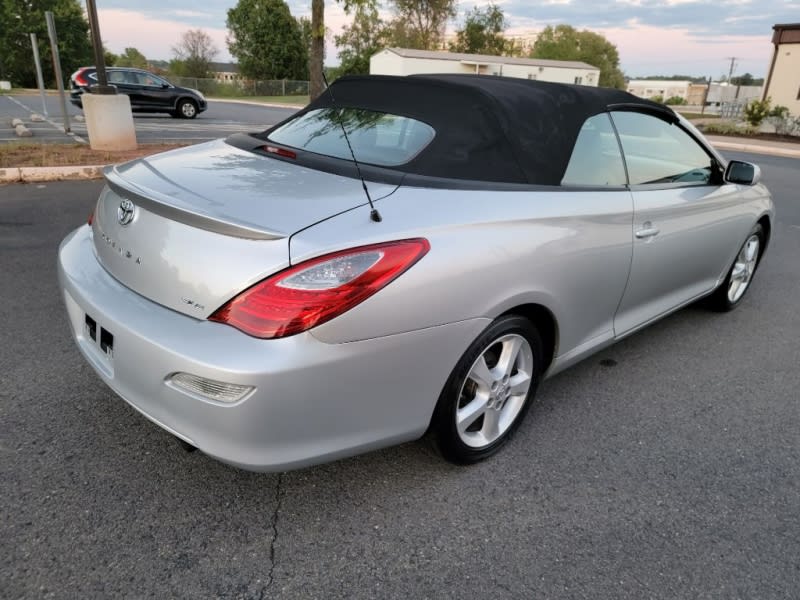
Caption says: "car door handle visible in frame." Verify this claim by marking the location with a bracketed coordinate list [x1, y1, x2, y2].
[635, 224, 660, 239]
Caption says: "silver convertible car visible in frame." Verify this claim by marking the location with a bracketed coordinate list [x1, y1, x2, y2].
[58, 74, 773, 471]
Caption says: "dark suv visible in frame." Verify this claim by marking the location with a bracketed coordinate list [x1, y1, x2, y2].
[69, 67, 207, 119]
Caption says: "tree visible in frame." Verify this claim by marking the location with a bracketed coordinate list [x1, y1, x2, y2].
[104, 48, 118, 67]
[449, 3, 508, 56]
[227, 0, 308, 80]
[531, 25, 625, 89]
[171, 29, 218, 78]
[309, 0, 324, 101]
[297, 16, 313, 56]
[334, 2, 387, 76]
[115, 47, 148, 69]
[386, 0, 456, 50]
[730, 72, 764, 87]
[0, 0, 92, 88]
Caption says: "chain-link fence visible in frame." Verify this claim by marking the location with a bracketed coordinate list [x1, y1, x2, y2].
[719, 101, 746, 119]
[167, 77, 309, 98]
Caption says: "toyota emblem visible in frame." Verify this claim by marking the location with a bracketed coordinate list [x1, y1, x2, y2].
[118, 199, 136, 226]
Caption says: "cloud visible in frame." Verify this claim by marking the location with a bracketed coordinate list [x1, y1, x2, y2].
[95, 0, 794, 76]
[97, 8, 233, 61]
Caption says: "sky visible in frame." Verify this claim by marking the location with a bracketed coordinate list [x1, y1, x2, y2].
[96, 0, 800, 78]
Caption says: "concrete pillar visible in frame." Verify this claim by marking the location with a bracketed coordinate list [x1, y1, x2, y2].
[82, 93, 137, 151]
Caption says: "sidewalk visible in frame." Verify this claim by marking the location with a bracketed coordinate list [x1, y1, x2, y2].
[2, 133, 798, 184]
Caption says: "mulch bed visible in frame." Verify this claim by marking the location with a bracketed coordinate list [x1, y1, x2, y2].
[0, 143, 190, 168]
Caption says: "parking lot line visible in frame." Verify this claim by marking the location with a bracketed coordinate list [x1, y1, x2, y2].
[5, 95, 87, 143]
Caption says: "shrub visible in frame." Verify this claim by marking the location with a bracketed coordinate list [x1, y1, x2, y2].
[763, 104, 799, 136]
[743, 98, 771, 127]
[650, 94, 664, 104]
[664, 96, 688, 105]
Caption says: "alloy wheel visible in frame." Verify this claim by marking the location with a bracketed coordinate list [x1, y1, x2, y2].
[456, 333, 534, 448]
[727, 234, 760, 304]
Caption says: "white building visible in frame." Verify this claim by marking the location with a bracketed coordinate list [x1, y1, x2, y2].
[626, 80, 692, 101]
[370, 48, 600, 86]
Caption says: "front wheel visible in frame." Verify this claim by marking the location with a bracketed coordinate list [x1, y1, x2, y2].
[175, 99, 198, 119]
[708, 223, 764, 311]
[432, 315, 543, 464]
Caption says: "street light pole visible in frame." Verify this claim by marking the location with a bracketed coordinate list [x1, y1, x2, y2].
[44, 11, 70, 133]
[29, 33, 48, 117]
[85, 0, 115, 94]
[78, 0, 136, 150]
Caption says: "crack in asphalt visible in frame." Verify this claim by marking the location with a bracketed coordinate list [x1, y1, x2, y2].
[265, 473, 284, 593]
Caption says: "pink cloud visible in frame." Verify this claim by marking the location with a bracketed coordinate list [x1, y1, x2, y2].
[97, 8, 233, 62]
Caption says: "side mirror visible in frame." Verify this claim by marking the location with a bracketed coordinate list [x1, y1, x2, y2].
[161, 83, 170, 89]
[725, 160, 761, 186]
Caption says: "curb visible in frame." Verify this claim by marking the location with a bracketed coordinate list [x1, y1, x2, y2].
[709, 140, 800, 159]
[0, 165, 103, 184]
[208, 98, 303, 110]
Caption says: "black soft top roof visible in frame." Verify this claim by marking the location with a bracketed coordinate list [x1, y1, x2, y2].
[273, 74, 675, 185]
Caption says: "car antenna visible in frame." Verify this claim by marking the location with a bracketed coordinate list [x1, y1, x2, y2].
[321, 71, 382, 223]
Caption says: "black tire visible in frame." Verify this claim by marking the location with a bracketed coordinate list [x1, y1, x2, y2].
[708, 223, 764, 312]
[432, 315, 543, 465]
[175, 98, 198, 119]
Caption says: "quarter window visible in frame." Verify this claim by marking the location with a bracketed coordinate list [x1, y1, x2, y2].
[561, 113, 627, 186]
[611, 111, 715, 185]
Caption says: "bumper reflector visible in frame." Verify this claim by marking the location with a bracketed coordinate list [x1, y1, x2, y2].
[167, 372, 254, 403]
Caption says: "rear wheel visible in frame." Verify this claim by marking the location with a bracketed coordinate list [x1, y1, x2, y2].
[175, 98, 198, 119]
[708, 223, 763, 311]
[433, 315, 543, 464]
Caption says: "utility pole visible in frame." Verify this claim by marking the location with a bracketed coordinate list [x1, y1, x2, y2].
[726, 57, 737, 83]
[701, 75, 712, 116]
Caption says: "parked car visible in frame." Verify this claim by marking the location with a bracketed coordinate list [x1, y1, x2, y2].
[58, 74, 773, 472]
[69, 67, 207, 118]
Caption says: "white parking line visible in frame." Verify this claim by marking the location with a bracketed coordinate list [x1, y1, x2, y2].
[5, 95, 87, 144]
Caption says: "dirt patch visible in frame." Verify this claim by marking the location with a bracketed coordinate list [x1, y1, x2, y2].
[0, 143, 190, 168]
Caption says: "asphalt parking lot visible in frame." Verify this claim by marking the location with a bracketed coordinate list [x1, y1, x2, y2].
[2, 151, 799, 599]
[1, 94, 297, 144]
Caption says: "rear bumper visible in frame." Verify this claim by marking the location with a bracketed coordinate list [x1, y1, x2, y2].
[58, 226, 487, 471]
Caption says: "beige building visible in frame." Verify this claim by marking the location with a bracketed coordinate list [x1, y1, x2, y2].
[370, 48, 600, 86]
[763, 23, 800, 115]
[626, 80, 692, 101]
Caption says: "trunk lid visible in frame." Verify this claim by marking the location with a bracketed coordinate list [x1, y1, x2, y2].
[92, 139, 397, 319]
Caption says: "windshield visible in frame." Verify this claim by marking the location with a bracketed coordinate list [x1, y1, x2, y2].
[268, 107, 436, 167]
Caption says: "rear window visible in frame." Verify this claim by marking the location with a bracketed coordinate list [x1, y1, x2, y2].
[268, 107, 435, 167]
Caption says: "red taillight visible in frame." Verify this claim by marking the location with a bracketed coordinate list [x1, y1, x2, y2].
[262, 145, 296, 159]
[210, 238, 430, 339]
[74, 68, 90, 86]
[87, 208, 94, 225]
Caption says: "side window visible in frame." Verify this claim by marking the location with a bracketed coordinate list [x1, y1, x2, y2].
[132, 72, 163, 87]
[561, 113, 627, 186]
[107, 71, 127, 84]
[611, 111, 715, 185]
